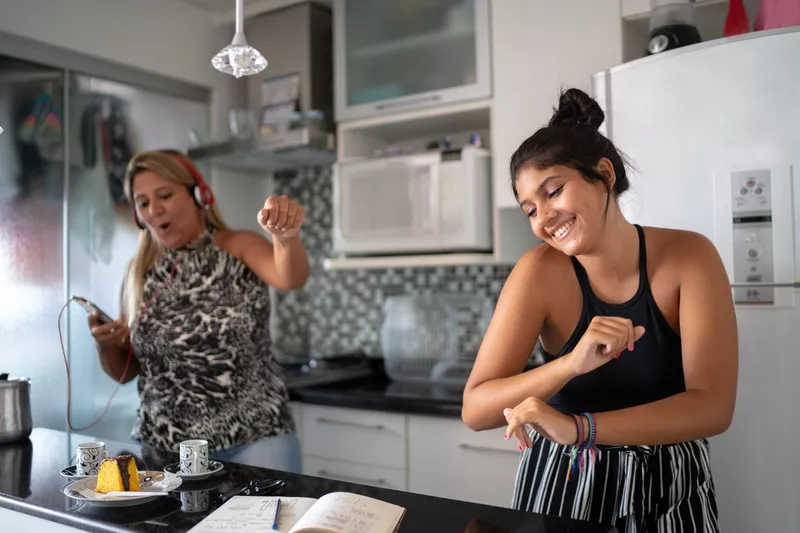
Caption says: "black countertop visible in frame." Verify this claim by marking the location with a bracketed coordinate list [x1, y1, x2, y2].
[289, 371, 465, 417]
[0, 428, 616, 533]
[283, 355, 532, 418]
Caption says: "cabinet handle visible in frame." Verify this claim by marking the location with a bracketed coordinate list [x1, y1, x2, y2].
[730, 282, 800, 288]
[375, 95, 441, 111]
[317, 469, 387, 486]
[316, 417, 385, 431]
[457, 443, 520, 455]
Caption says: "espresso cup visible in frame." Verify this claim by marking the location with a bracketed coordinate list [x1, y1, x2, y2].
[181, 490, 210, 513]
[179, 439, 209, 475]
[75, 441, 108, 476]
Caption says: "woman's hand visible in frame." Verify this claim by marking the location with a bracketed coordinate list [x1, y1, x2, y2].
[565, 316, 645, 376]
[88, 313, 130, 349]
[257, 195, 306, 242]
[504, 397, 577, 448]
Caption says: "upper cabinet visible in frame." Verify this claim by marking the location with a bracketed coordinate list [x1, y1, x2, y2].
[333, 0, 491, 122]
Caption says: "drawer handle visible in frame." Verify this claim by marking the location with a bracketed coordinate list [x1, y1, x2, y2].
[457, 443, 520, 455]
[317, 469, 387, 486]
[316, 417, 386, 431]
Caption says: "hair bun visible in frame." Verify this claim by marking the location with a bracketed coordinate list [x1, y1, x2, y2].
[548, 88, 605, 130]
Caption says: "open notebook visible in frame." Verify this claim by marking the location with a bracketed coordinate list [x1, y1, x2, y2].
[188, 492, 406, 533]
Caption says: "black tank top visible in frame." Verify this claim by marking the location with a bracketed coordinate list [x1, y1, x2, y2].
[543, 225, 685, 414]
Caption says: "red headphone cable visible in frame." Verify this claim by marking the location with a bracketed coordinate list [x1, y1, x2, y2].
[57, 256, 182, 432]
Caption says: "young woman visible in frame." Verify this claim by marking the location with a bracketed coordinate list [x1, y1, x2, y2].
[87, 149, 310, 472]
[462, 89, 737, 532]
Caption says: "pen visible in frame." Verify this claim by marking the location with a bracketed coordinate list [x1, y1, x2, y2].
[272, 498, 281, 530]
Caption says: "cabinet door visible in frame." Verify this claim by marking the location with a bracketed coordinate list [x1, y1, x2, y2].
[408, 415, 519, 508]
[334, 0, 491, 121]
[303, 456, 407, 491]
[301, 405, 407, 469]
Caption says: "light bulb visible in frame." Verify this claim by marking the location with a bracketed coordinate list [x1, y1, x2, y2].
[212, 0, 267, 78]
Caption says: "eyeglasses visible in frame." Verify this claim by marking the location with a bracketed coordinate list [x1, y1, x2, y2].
[217, 478, 286, 505]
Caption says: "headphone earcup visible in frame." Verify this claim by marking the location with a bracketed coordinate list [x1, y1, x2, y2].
[192, 185, 213, 209]
[192, 186, 207, 209]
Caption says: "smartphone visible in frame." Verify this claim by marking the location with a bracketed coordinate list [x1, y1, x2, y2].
[74, 296, 114, 324]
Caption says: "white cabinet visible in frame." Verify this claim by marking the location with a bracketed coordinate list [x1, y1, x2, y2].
[488, 0, 623, 263]
[293, 403, 521, 508]
[333, 0, 492, 122]
[299, 404, 407, 490]
[408, 414, 519, 508]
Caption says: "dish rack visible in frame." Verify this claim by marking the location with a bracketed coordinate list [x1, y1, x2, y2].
[379, 293, 493, 386]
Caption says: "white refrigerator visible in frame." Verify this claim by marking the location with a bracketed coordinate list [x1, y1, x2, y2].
[592, 27, 800, 533]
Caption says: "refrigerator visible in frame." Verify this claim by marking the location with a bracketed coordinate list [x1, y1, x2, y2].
[592, 27, 800, 533]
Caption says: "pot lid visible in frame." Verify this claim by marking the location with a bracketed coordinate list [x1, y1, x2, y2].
[0, 374, 30, 389]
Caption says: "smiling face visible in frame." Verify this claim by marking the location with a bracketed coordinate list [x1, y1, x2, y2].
[515, 162, 615, 256]
[132, 170, 203, 249]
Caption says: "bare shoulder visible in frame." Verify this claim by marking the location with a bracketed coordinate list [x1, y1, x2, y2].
[643, 226, 723, 273]
[504, 243, 573, 296]
[213, 229, 272, 260]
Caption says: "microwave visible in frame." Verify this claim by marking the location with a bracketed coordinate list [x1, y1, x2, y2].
[332, 146, 493, 256]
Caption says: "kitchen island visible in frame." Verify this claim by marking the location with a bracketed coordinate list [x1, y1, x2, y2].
[0, 428, 615, 533]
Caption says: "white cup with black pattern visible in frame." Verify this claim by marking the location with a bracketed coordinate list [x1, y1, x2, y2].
[179, 439, 209, 475]
[181, 490, 210, 513]
[75, 441, 108, 476]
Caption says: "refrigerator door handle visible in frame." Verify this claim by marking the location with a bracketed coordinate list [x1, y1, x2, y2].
[729, 282, 800, 288]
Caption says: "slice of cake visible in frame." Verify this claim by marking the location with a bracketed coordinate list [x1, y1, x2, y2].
[94, 454, 141, 493]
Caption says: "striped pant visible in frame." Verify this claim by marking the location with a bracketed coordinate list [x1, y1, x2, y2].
[512, 432, 719, 533]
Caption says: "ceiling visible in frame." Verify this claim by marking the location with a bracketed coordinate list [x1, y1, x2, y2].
[177, 0, 331, 24]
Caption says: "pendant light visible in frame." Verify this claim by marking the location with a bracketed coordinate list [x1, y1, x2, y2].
[211, 0, 267, 78]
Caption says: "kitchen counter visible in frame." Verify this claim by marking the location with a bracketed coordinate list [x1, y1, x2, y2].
[0, 428, 616, 533]
[289, 372, 464, 417]
[284, 356, 540, 418]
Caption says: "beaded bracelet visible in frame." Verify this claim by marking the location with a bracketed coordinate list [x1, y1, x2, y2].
[565, 412, 598, 481]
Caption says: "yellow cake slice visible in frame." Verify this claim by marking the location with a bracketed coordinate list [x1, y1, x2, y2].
[94, 454, 141, 493]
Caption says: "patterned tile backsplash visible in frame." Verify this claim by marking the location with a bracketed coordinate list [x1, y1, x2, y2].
[270, 166, 514, 359]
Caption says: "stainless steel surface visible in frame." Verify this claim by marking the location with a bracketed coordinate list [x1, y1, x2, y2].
[0, 376, 33, 444]
[186, 127, 336, 173]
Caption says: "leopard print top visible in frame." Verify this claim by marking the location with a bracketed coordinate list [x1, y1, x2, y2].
[130, 226, 294, 452]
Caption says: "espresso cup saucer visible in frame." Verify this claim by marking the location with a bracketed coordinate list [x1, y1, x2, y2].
[60, 465, 90, 480]
[164, 460, 224, 480]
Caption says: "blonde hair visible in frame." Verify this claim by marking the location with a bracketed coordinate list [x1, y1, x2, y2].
[122, 149, 229, 323]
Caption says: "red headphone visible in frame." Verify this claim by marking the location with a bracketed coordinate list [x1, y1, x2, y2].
[128, 150, 215, 230]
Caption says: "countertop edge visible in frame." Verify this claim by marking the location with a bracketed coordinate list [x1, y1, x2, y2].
[288, 388, 463, 417]
[0, 493, 123, 533]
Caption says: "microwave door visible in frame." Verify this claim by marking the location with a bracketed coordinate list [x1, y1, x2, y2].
[333, 154, 441, 254]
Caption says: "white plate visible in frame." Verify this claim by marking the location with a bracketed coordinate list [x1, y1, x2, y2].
[60, 465, 89, 480]
[163, 460, 224, 480]
[63, 471, 182, 507]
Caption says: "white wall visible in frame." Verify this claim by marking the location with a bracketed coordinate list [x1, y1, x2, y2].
[0, 0, 241, 135]
[490, 0, 623, 209]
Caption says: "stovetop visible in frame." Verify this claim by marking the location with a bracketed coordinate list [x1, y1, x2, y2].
[278, 350, 375, 389]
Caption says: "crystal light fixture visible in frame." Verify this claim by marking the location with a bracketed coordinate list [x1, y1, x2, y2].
[211, 0, 267, 78]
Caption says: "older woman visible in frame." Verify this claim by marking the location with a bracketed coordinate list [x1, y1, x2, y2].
[88, 149, 309, 472]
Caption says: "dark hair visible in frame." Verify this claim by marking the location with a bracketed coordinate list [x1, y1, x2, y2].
[509, 88, 631, 213]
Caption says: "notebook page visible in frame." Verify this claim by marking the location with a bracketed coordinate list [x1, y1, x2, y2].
[289, 492, 405, 533]
[188, 496, 317, 533]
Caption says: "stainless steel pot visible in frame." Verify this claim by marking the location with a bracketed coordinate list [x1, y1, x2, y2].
[0, 374, 32, 444]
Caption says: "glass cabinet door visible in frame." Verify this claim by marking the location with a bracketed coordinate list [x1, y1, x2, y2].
[335, 0, 491, 121]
